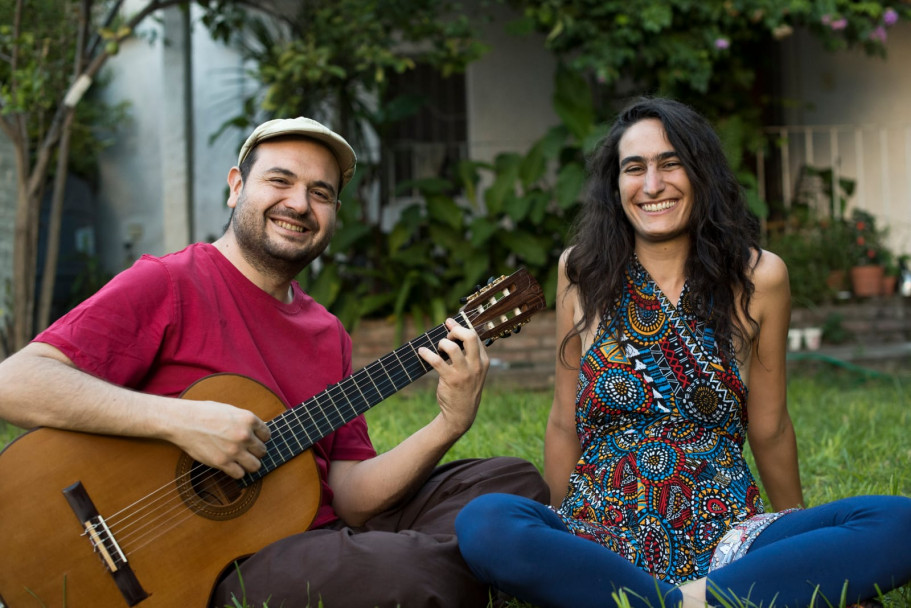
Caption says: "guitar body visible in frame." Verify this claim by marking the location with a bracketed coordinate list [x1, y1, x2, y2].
[0, 374, 320, 607]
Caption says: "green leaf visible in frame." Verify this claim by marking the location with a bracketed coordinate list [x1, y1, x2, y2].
[500, 231, 548, 266]
[331, 221, 372, 253]
[428, 222, 465, 252]
[484, 153, 522, 214]
[537, 125, 570, 160]
[468, 216, 500, 247]
[527, 190, 550, 225]
[555, 162, 586, 210]
[388, 223, 413, 256]
[519, 141, 547, 188]
[426, 194, 463, 231]
[553, 65, 594, 142]
[505, 16, 537, 36]
[504, 191, 530, 223]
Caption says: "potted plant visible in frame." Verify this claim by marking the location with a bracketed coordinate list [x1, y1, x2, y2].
[881, 249, 899, 297]
[767, 223, 831, 308]
[847, 209, 887, 297]
[817, 217, 854, 293]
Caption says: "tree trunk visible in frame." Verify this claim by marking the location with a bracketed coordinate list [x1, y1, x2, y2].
[36, 0, 86, 334]
[37, 110, 77, 333]
[9, 127, 37, 354]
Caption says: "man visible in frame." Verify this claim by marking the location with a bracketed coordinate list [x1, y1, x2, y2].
[0, 117, 548, 606]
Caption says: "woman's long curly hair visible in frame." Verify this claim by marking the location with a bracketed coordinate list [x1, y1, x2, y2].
[560, 97, 761, 365]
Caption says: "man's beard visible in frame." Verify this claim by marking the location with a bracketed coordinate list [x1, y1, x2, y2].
[231, 192, 334, 281]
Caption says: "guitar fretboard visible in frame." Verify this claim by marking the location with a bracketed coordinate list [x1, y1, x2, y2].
[240, 316, 468, 486]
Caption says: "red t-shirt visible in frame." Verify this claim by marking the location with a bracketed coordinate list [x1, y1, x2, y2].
[34, 243, 376, 528]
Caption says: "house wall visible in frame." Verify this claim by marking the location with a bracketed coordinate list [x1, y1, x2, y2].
[779, 23, 911, 256]
[466, 2, 558, 165]
[95, 2, 246, 274]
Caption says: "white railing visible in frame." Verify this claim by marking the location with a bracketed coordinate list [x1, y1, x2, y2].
[757, 124, 911, 254]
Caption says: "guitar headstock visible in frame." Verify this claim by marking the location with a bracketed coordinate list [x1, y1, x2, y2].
[459, 268, 546, 345]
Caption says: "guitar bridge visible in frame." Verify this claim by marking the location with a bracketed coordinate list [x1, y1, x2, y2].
[63, 481, 149, 606]
[81, 512, 126, 572]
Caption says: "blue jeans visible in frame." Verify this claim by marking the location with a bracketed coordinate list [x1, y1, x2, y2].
[455, 494, 911, 608]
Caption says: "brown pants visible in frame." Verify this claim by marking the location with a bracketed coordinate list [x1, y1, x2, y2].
[210, 457, 548, 608]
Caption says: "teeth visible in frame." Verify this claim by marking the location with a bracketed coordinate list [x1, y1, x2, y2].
[275, 220, 304, 232]
[641, 200, 677, 212]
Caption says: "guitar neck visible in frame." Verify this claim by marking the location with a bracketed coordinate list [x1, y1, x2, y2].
[241, 317, 462, 485]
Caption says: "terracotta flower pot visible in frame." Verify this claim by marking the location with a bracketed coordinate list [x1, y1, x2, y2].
[850, 265, 885, 297]
[826, 270, 847, 291]
[882, 275, 898, 297]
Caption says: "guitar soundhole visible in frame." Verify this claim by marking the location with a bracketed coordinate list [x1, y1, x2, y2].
[175, 453, 261, 521]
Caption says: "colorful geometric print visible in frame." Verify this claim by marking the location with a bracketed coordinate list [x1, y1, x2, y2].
[555, 259, 762, 584]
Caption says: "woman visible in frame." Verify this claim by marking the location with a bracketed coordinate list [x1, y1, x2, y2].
[455, 98, 911, 608]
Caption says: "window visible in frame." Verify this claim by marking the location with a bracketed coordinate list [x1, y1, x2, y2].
[384, 63, 467, 197]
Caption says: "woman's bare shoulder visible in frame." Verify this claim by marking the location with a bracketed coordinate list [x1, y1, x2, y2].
[751, 249, 790, 293]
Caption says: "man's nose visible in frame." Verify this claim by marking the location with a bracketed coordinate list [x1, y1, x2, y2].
[285, 186, 313, 212]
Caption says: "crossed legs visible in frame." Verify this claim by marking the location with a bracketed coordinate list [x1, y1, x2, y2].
[455, 493, 911, 608]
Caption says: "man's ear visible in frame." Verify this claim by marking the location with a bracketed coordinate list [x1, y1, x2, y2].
[227, 166, 243, 209]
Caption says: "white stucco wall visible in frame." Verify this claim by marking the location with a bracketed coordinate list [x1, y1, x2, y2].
[466, 2, 558, 164]
[95, 2, 247, 273]
[779, 23, 911, 255]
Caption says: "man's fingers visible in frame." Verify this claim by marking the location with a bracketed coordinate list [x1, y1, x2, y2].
[253, 419, 271, 443]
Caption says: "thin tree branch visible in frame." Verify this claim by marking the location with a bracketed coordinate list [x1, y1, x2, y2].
[85, 0, 128, 59]
[37, 0, 91, 331]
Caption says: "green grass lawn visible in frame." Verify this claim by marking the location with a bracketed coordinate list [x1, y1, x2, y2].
[2, 362, 909, 607]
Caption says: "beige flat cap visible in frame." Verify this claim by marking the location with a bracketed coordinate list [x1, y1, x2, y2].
[237, 117, 357, 191]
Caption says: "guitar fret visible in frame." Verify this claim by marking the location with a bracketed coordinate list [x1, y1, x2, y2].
[324, 386, 357, 426]
[275, 411, 304, 456]
[321, 386, 345, 424]
[359, 366, 387, 409]
[310, 396, 337, 438]
[375, 356, 404, 397]
[346, 372, 373, 415]
[389, 349, 414, 384]
[404, 341, 432, 375]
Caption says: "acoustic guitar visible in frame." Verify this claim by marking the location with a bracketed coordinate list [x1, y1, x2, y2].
[0, 268, 545, 607]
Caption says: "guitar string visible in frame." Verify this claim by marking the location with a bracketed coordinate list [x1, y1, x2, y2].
[94, 304, 514, 560]
[107, 322, 455, 557]
[99, 335, 437, 559]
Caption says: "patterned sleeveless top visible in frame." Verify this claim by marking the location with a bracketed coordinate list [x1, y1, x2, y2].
[555, 258, 764, 584]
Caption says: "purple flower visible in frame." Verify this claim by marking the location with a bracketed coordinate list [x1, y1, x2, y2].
[821, 14, 832, 25]
[884, 8, 899, 26]
[870, 25, 888, 42]
[714, 38, 730, 50]
[830, 18, 848, 30]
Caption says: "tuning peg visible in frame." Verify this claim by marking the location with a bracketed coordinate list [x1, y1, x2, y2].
[484, 338, 494, 347]
[487, 276, 496, 285]
[514, 326, 522, 334]
[459, 296, 469, 304]
[474, 284, 482, 293]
